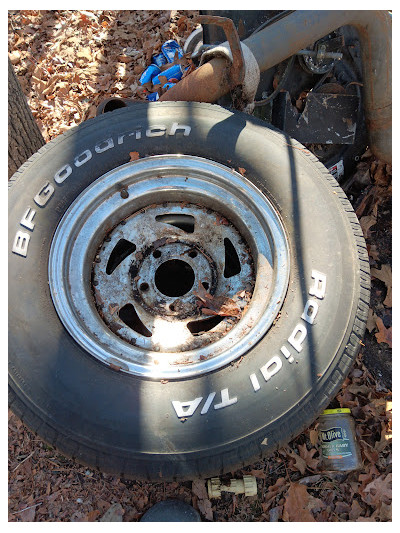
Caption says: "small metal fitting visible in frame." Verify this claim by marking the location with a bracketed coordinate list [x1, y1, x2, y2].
[207, 475, 257, 499]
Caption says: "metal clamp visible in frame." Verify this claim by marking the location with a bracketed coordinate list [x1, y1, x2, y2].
[194, 15, 245, 89]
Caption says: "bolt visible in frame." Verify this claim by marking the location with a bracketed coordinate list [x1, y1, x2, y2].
[120, 188, 129, 199]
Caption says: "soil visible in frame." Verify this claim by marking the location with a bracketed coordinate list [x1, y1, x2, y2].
[8, 10, 391, 522]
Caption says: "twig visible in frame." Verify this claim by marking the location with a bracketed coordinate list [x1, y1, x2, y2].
[12, 450, 35, 472]
[11, 502, 42, 515]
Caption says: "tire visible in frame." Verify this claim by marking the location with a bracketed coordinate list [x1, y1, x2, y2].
[9, 102, 369, 481]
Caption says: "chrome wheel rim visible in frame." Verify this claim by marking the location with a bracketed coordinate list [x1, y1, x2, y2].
[49, 155, 289, 379]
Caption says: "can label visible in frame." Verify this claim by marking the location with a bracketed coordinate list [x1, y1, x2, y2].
[146, 92, 159, 101]
[320, 426, 353, 458]
[162, 40, 184, 63]
[152, 53, 167, 67]
[328, 159, 344, 180]
[139, 64, 161, 85]
[152, 64, 183, 86]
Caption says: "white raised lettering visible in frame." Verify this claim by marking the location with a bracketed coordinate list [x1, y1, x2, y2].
[129, 130, 142, 140]
[309, 270, 327, 299]
[200, 392, 216, 415]
[260, 355, 283, 382]
[146, 125, 166, 137]
[288, 323, 307, 353]
[12, 231, 30, 257]
[280, 346, 294, 363]
[74, 149, 92, 167]
[250, 373, 261, 391]
[172, 397, 203, 418]
[95, 138, 114, 153]
[214, 388, 237, 410]
[301, 299, 319, 324]
[20, 207, 36, 231]
[169, 122, 191, 136]
[34, 182, 54, 207]
[54, 164, 72, 184]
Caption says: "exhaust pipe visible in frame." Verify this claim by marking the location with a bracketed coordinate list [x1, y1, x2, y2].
[160, 10, 391, 163]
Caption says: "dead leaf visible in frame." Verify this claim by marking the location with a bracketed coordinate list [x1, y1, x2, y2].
[370, 264, 392, 307]
[349, 499, 364, 521]
[238, 167, 246, 176]
[250, 468, 267, 479]
[86, 509, 100, 521]
[129, 151, 140, 161]
[372, 501, 392, 521]
[367, 243, 379, 260]
[374, 317, 392, 347]
[108, 303, 119, 315]
[374, 421, 392, 453]
[76, 48, 93, 61]
[197, 498, 213, 521]
[361, 473, 392, 508]
[262, 477, 288, 512]
[283, 483, 322, 522]
[192, 479, 208, 500]
[309, 428, 319, 446]
[283, 447, 307, 475]
[298, 444, 319, 471]
[201, 297, 241, 317]
[366, 308, 377, 333]
[194, 285, 241, 318]
[346, 384, 370, 396]
[9, 50, 21, 64]
[99, 502, 124, 522]
[334, 500, 351, 514]
[371, 162, 390, 186]
[359, 215, 377, 239]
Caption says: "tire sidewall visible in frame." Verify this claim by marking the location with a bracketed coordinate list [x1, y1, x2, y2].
[9, 103, 365, 479]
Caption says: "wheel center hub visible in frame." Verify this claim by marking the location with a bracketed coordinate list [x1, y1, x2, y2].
[130, 239, 216, 319]
[154, 259, 195, 297]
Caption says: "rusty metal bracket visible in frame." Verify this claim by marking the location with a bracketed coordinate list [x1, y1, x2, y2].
[195, 15, 245, 89]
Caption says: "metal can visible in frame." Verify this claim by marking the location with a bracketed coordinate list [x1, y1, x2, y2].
[317, 408, 362, 472]
[146, 92, 159, 101]
[152, 64, 183, 86]
[161, 39, 184, 63]
[162, 82, 176, 91]
[152, 53, 167, 68]
[139, 64, 161, 85]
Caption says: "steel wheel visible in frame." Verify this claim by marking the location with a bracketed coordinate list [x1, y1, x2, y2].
[49, 155, 289, 378]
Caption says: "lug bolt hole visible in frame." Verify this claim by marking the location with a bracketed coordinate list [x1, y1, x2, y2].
[169, 304, 175, 311]
[153, 250, 162, 258]
[188, 250, 197, 258]
[140, 282, 149, 292]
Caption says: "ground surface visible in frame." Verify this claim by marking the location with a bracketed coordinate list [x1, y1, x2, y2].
[8, 10, 392, 522]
